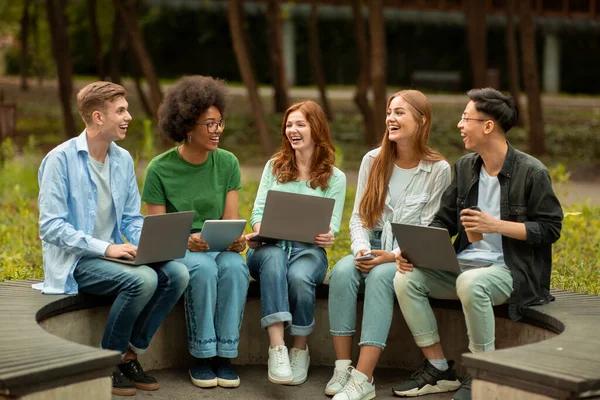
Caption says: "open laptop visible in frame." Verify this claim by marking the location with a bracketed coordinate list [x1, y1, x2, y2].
[200, 220, 247, 252]
[250, 190, 335, 244]
[100, 211, 194, 265]
[391, 223, 492, 274]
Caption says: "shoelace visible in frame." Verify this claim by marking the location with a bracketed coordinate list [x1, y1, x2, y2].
[273, 347, 288, 366]
[330, 368, 349, 386]
[341, 375, 364, 396]
[290, 349, 300, 367]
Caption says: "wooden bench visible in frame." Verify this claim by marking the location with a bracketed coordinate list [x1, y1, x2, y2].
[1, 279, 599, 399]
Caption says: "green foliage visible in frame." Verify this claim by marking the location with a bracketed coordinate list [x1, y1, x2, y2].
[1, 146, 598, 296]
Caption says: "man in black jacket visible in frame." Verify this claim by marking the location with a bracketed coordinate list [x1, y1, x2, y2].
[391, 88, 563, 400]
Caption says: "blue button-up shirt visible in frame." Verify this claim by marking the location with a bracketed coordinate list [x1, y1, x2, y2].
[36, 131, 143, 294]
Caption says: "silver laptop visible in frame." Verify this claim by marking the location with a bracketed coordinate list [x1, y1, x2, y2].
[100, 211, 194, 265]
[391, 223, 492, 274]
[250, 190, 335, 244]
[201, 220, 247, 252]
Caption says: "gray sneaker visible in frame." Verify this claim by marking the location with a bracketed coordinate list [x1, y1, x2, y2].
[392, 359, 461, 397]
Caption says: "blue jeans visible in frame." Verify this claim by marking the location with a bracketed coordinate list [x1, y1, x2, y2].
[246, 243, 328, 336]
[180, 250, 249, 358]
[74, 257, 189, 355]
[328, 236, 396, 349]
[393, 265, 513, 353]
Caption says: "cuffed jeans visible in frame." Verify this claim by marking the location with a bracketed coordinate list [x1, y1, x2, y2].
[246, 243, 328, 336]
[74, 257, 189, 355]
[393, 265, 513, 353]
[328, 256, 397, 349]
[180, 250, 249, 358]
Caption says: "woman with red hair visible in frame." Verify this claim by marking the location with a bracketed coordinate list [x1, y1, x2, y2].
[245, 100, 346, 386]
[327, 90, 451, 400]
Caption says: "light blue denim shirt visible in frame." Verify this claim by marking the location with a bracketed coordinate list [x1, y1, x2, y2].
[36, 131, 143, 294]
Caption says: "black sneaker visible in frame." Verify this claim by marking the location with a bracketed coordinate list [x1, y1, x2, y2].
[119, 359, 160, 391]
[392, 359, 461, 397]
[111, 367, 136, 396]
[452, 375, 472, 400]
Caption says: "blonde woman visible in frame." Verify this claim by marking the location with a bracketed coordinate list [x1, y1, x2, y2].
[327, 90, 451, 400]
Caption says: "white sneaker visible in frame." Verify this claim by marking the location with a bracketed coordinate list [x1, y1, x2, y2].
[332, 367, 376, 400]
[268, 345, 293, 384]
[288, 345, 310, 385]
[325, 359, 352, 396]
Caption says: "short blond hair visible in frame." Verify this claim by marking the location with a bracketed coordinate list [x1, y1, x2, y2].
[77, 81, 127, 125]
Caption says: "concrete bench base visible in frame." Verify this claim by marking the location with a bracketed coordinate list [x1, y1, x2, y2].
[39, 296, 555, 376]
[0, 377, 110, 400]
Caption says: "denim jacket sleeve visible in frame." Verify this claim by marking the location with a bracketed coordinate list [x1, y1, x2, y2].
[524, 169, 563, 246]
[120, 157, 143, 246]
[38, 151, 109, 257]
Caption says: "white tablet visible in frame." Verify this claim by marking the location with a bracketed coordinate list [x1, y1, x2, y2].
[200, 220, 247, 252]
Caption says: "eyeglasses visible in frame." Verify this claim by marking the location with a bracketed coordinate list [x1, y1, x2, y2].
[196, 119, 225, 133]
[460, 117, 487, 123]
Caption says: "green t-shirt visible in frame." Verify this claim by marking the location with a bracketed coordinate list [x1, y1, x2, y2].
[142, 147, 242, 232]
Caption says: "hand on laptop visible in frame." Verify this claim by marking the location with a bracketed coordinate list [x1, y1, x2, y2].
[188, 233, 210, 252]
[245, 232, 262, 249]
[105, 244, 138, 260]
[227, 235, 247, 253]
[315, 228, 335, 248]
[395, 252, 414, 274]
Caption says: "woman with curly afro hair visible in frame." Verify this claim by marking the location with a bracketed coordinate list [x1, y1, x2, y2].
[244, 100, 346, 386]
[142, 75, 249, 390]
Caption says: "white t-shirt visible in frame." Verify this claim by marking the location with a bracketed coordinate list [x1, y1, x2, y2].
[457, 166, 505, 265]
[388, 165, 417, 207]
[88, 154, 116, 243]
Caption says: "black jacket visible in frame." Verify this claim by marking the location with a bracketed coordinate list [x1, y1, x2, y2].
[430, 143, 563, 320]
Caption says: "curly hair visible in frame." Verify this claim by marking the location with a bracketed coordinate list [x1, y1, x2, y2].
[359, 90, 445, 228]
[271, 100, 336, 191]
[158, 75, 228, 142]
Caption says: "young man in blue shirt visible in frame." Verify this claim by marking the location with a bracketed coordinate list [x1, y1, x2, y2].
[391, 88, 563, 400]
[37, 81, 189, 396]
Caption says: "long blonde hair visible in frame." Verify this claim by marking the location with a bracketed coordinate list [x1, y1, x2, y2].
[359, 90, 445, 228]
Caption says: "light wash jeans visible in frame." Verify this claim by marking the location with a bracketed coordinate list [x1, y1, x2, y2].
[393, 265, 513, 353]
[74, 257, 189, 355]
[328, 237, 397, 349]
[246, 243, 328, 336]
[180, 250, 250, 358]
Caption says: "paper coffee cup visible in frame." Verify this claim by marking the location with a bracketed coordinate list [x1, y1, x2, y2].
[466, 230, 483, 243]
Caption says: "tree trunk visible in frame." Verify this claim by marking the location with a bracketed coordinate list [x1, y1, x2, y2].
[505, 0, 524, 126]
[519, 0, 545, 155]
[19, 0, 32, 91]
[265, 0, 289, 113]
[308, 5, 334, 121]
[465, 0, 487, 88]
[115, 0, 162, 117]
[46, 0, 77, 137]
[351, 0, 377, 146]
[87, 0, 105, 80]
[31, 2, 44, 86]
[228, 0, 274, 156]
[368, 0, 387, 142]
[129, 49, 154, 120]
[108, 6, 123, 84]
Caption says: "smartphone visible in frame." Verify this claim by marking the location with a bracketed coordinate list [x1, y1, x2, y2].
[469, 206, 481, 211]
[355, 253, 376, 261]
